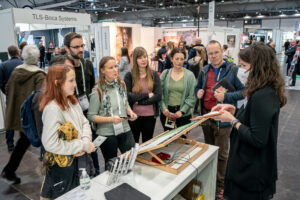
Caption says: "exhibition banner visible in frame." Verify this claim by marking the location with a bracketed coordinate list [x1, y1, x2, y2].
[12, 8, 91, 26]
[177, 30, 197, 46]
[115, 26, 132, 63]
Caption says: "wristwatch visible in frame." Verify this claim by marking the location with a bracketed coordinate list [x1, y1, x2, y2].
[230, 119, 239, 127]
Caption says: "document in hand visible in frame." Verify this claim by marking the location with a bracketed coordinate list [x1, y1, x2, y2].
[212, 77, 235, 92]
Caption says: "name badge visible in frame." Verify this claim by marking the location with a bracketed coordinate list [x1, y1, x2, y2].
[113, 122, 124, 135]
[78, 94, 89, 111]
[165, 113, 176, 129]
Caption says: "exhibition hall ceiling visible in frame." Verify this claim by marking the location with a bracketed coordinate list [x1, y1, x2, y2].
[0, 0, 299, 24]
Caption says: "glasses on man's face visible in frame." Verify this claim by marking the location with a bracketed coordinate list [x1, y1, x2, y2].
[208, 51, 220, 57]
[70, 44, 85, 49]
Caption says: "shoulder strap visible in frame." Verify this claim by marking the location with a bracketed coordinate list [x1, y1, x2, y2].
[96, 86, 102, 102]
[161, 69, 170, 81]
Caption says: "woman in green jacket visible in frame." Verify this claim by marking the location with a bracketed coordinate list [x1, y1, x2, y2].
[87, 56, 137, 167]
[160, 48, 196, 131]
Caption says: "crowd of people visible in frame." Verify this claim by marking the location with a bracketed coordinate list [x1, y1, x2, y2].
[0, 32, 288, 200]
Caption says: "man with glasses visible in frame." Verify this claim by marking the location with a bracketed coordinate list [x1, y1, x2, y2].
[195, 40, 244, 200]
[64, 32, 100, 175]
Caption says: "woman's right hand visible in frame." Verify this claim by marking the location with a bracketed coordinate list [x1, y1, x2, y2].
[111, 116, 124, 124]
[163, 109, 170, 117]
[74, 151, 85, 157]
[87, 142, 96, 153]
[197, 89, 204, 99]
[211, 104, 236, 115]
[148, 92, 154, 98]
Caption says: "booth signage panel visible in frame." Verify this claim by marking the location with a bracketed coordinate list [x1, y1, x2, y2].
[208, 1, 215, 27]
[12, 8, 91, 26]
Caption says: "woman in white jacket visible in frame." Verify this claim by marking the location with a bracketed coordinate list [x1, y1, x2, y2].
[40, 64, 95, 199]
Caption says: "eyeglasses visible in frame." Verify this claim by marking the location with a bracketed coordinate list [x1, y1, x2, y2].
[69, 44, 85, 49]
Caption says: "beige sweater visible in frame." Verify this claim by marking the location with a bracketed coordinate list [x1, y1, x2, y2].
[42, 100, 91, 155]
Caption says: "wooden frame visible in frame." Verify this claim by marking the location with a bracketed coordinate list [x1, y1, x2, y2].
[136, 118, 209, 174]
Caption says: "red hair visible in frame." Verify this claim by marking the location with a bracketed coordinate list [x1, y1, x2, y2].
[40, 65, 78, 111]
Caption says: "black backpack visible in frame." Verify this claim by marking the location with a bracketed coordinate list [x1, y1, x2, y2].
[20, 90, 41, 147]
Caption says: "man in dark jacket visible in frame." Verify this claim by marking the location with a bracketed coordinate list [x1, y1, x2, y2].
[39, 42, 45, 69]
[1, 45, 46, 184]
[195, 40, 244, 199]
[156, 42, 167, 73]
[285, 40, 296, 75]
[64, 32, 99, 175]
[267, 41, 276, 54]
[0, 45, 23, 152]
[188, 37, 205, 60]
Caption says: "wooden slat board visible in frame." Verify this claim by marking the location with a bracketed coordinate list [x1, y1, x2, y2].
[136, 118, 209, 174]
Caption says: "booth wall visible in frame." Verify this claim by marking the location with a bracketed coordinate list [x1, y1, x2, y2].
[154, 27, 164, 45]
[102, 22, 142, 61]
[0, 9, 17, 52]
[141, 27, 155, 56]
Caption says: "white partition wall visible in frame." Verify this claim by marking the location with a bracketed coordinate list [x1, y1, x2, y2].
[0, 9, 18, 52]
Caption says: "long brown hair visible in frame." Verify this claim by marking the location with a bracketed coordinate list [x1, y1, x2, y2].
[244, 43, 287, 107]
[194, 46, 207, 69]
[121, 47, 130, 64]
[132, 47, 153, 93]
[98, 56, 124, 88]
[40, 65, 78, 111]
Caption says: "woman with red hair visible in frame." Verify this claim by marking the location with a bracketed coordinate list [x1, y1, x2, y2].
[39, 65, 95, 199]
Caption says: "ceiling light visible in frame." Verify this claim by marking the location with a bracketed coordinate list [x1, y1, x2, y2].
[220, 17, 225, 20]
[158, 21, 164, 23]
[105, 12, 108, 15]
[75, 9, 78, 12]
[194, 0, 198, 2]
[244, 14, 251, 19]
[61, 7, 64, 11]
[92, 5, 96, 9]
[294, 12, 300, 17]
[91, 2, 94, 6]
[141, 0, 145, 2]
[104, 3, 108, 8]
[159, 3, 163, 6]
[181, 19, 188, 22]
[279, 13, 286, 17]
[257, 13, 264, 18]
[203, 1, 206, 4]
[221, 0, 224, 2]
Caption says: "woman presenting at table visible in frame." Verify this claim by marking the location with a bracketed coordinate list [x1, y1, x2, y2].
[211, 43, 287, 200]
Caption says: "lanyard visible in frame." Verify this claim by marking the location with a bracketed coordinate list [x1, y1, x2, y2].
[110, 89, 122, 116]
[75, 60, 86, 95]
[217, 68, 222, 81]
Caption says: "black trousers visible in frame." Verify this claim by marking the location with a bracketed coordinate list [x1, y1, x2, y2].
[100, 131, 135, 167]
[160, 105, 192, 131]
[40, 58, 45, 69]
[3, 132, 30, 174]
[287, 62, 291, 75]
[129, 116, 156, 143]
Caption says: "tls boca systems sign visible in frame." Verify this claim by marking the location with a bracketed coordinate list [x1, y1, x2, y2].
[12, 8, 91, 25]
[32, 14, 77, 23]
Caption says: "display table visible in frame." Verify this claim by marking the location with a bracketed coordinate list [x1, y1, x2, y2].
[56, 144, 218, 200]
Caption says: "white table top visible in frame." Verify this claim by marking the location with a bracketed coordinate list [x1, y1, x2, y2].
[57, 144, 218, 200]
